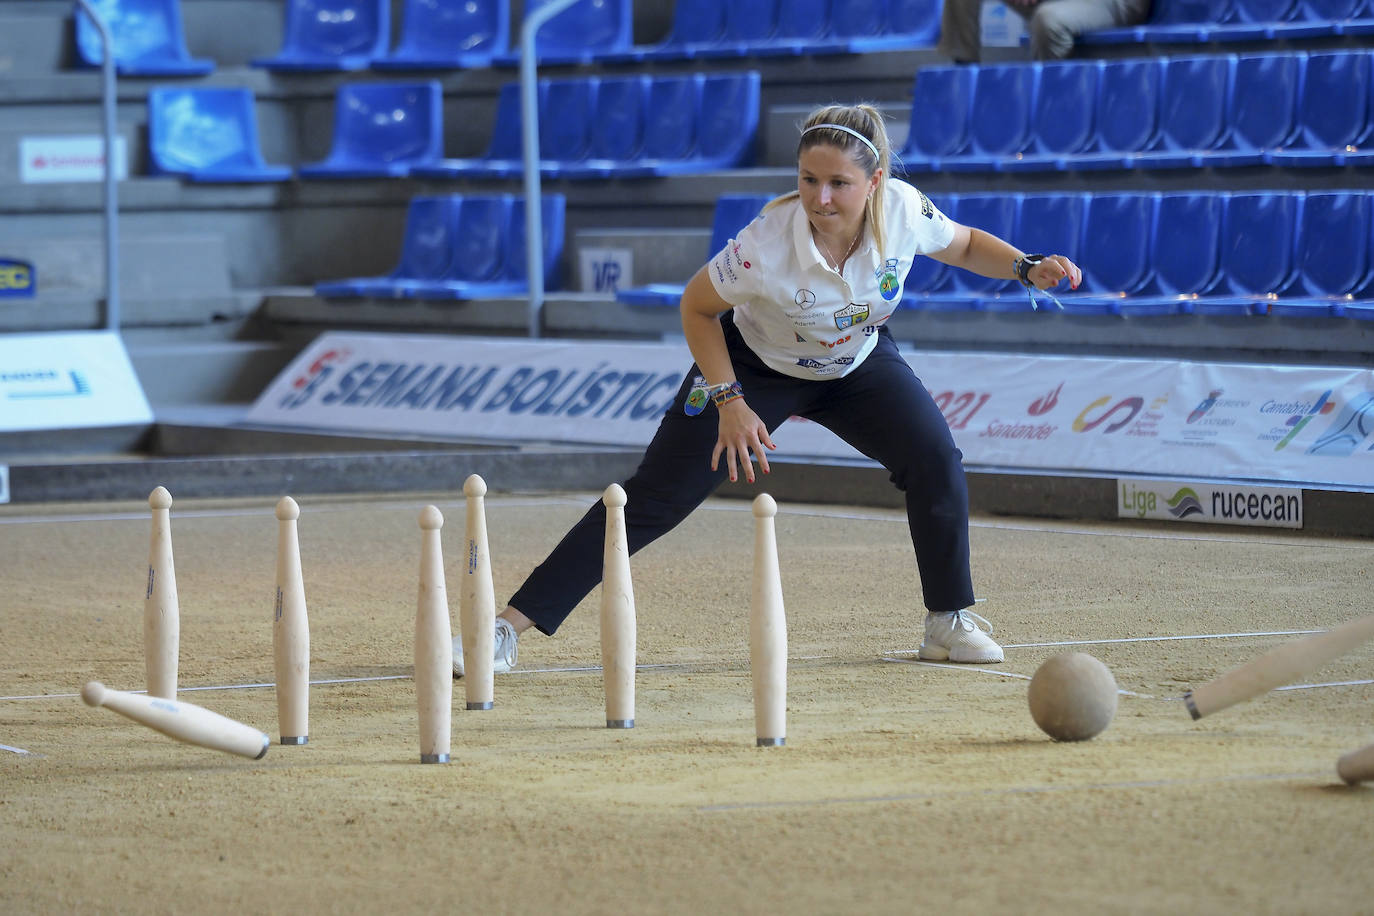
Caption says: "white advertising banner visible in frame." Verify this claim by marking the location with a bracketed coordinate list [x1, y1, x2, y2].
[1116, 479, 1303, 529]
[0, 331, 152, 431]
[247, 333, 1374, 490]
[20, 136, 129, 184]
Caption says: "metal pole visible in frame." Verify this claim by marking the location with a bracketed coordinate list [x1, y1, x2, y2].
[74, 0, 121, 332]
[519, 0, 579, 339]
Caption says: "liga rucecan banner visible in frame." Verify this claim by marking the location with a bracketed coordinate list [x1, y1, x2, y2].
[246, 332, 1374, 490]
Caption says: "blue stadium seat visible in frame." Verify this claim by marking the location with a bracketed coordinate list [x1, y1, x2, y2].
[416, 194, 567, 300]
[1130, 193, 1225, 314]
[252, 0, 389, 71]
[1066, 58, 1163, 170]
[938, 194, 1021, 307]
[535, 78, 599, 177]
[409, 82, 527, 180]
[558, 76, 651, 179]
[315, 195, 468, 298]
[756, 0, 840, 57]
[1199, 51, 1302, 167]
[1083, 0, 1232, 43]
[147, 88, 291, 182]
[999, 61, 1101, 172]
[980, 192, 1087, 311]
[1209, 193, 1301, 309]
[1289, 191, 1373, 301]
[895, 66, 975, 174]
[628, 72, 760, 176]
[693, 0, 780, 58]
[1132, 55, 1234, 169]
[1071, 193, 1157, 306]
[75, 0, 214, 76]
[1268, 50, 1374, 166]
[840, 0, 943, 51]
[1209, 0, 1299, 39]
[371, 0, 508, 70]
[493, 0, 632, 66]
[943, 63, 1040, 172]
[900, 191, 959, 306]
[1297, 0, 1374, 34]
[297, 82, 443, 178]
[598, 0, 727, 63]
[616, 193, 774, 306]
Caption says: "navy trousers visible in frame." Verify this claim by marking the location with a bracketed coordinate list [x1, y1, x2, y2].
[508, 317, 977, 634]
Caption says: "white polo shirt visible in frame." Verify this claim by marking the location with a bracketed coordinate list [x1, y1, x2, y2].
[707, 179, 955, 380]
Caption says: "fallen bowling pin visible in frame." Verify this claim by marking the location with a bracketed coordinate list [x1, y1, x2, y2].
[81, 681, 269, 760]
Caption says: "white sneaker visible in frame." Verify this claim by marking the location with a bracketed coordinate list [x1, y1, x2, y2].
[452, 617, 518, 677]
[917, 609, 1004, 664]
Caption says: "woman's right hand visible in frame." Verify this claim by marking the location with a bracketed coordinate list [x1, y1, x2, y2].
[711, 399, 776, 484]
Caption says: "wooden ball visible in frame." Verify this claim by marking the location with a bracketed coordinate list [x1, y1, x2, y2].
[1028, 652, 1118, 741]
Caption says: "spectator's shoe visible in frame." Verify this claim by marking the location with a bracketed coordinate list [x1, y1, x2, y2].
[452, 617, 518, 677]
[917, 609, 1004, 663]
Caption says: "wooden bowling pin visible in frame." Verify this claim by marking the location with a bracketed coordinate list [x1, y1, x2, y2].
[750, 493, 787, 748]
[273, 496, 310, 746]
[144, 486, 179, 700]
[601, 483, 636, 729]
[81, 681, 269, 760]
[460, 475, 495, 711]
[416, 506, 453, 764]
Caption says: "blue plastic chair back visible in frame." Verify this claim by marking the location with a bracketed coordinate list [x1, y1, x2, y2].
[584, 76, 648, 161]
[148, 87, 285, 178]
[75, 0, 213, 74]
[666, 0, 728, 46]
[1151, 194, 1224, 295]
[267, 0, 389, 67]
[1298, 0, 1365, 16]
[1157, 55, 1232, 151]
[484, 83, 530, 160]
[719, 0, 778, 43]
[1229, 53, 1302, 151]
[1220, 193, 1300, 295]
[903, 66, 975, 159]
[322, 81, 443, 167]
[1017, 193, 1087, 262]
[1293, 51, 1372, 149]
[541, 79, 597, 162]
[1296, 192, 1372, 296]
[967, 64, 1039, 156]
[504, 195, 567, 288]
[383, 0, 508, 65]
[709, 194, 775, 253]
[525, 0, 632, 58]
[951, 194, 1020, 292]
[1151, 0, 1232, 23]
[1230, 0, 1298, 21]
[829, 0, 890, 38]
[1095, 59, 1163, 152]
[695, 72, 760, 166]
[395, 196, 463, 281]
[887, 0, 943, 41]
[775, 0, 831, 43]
[1032, 61, 1099, 154]
[1080, 194, 1156, 293]
[449, 196, 511, 283]
[641, 77, 701, 160]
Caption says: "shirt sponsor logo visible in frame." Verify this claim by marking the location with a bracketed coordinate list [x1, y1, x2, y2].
[833, 301, 869, 330]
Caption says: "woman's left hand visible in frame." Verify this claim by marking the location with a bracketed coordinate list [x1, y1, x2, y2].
[1029, 254, 1082, 291]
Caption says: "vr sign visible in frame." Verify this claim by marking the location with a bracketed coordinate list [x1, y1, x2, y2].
[0, 259, 35, 298]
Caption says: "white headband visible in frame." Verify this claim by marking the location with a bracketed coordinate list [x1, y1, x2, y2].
[801, 122, 880, 161]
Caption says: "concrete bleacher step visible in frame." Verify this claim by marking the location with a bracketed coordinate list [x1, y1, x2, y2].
[572, 227, 709, 290]
[127, 339, 298, 406]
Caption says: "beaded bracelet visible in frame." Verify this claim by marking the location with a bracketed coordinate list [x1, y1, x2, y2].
[710, 381, 745, 408]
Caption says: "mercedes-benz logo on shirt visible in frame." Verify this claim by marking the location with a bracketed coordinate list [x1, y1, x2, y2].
[794, 289, 817, 309]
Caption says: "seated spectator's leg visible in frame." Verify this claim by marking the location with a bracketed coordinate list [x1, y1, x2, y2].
[938, 0, 991, 63]
[1028, 0, 1141, 58]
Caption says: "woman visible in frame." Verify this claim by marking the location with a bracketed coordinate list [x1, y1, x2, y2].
[457, 103, 1081, 675]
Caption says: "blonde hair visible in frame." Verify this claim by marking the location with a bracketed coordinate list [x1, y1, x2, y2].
[766, 104, 892, 256]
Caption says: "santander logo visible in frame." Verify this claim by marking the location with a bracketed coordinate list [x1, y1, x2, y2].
[1028, 382, 1063, 416]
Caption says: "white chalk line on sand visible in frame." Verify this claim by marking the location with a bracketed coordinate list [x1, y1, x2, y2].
[1, 743, 39, 756]
[697, 771, 1326, 813]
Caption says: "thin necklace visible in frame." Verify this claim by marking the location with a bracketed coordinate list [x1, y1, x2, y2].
[817, 224, 863, 272]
